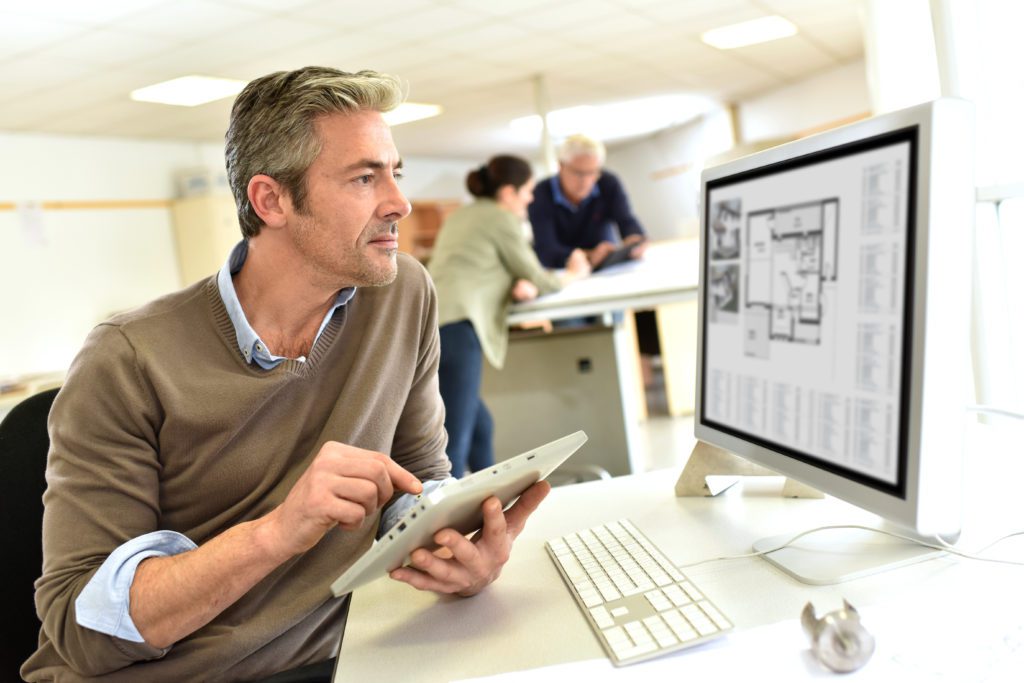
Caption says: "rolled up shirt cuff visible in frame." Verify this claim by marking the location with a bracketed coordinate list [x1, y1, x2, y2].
[75, 530, 197, 642]
[378, 477, 456, 539]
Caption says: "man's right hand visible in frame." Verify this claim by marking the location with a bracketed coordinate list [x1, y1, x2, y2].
[264, 443, 423, 558]
[585, 241, 616, 267]
[130, 444, 420, 649]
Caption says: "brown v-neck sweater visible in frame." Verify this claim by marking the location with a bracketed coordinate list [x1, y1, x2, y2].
[24, 253, 450, 682]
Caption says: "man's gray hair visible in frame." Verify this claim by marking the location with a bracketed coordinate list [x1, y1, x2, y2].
[557, 133, 606, 165]
[225, 66, 405, 238]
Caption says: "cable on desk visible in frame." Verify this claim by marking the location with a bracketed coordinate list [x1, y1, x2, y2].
[677, 524, 1024, 570]
[966, 404, 1024, 421]
[676, 405, 1024, 571]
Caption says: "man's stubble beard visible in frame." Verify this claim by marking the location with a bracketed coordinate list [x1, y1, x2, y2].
[357, 222, 399, 287]
[293, 217, 399, 289]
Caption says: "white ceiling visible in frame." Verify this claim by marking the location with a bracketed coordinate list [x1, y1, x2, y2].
[0, 0, 865, 159]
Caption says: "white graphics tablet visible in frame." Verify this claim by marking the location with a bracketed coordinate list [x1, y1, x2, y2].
[330, 430, 588, 596]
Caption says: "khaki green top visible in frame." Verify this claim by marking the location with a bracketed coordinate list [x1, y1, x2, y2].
[428, 199, 562, 369]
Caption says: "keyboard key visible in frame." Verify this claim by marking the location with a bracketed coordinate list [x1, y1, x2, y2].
[664, 585, 690, 607]
[681, 581, 703, 601]
[604, 625, 629, 646]
[624, 621, 653, 645]
[590, 606, 615, 629]
[579, 589, 603, 607]
[643, 589, 673, 612]
[699, 601, 733, 630]
[681, 605, 718, 636]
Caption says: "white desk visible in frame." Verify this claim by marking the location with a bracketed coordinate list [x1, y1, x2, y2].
[504, 239, 699, 326]
[481, 240, 699, 476]
[334, 421, 1024, 682]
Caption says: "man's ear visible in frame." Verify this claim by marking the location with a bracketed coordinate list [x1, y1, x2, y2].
[247, 174, 288, 229]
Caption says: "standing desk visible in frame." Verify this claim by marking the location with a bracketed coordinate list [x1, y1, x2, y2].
[333, 420, 1024, 682]
[481, 240, 700, 477]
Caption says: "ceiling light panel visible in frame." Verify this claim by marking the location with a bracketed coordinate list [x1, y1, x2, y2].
[701, 15, 798, 50]
[130, 75, 245, 107]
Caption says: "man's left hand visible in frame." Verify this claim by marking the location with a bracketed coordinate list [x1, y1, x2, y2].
[624, 234, 648, 259]
[389, 480, 551, 596]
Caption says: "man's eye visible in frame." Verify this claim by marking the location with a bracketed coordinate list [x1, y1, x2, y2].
[394, 171, 404, 182]
[356, 175, 373, 184]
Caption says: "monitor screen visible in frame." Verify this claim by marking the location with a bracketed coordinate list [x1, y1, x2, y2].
[702, 128, 916, 498]
[693, 99, 975, 582]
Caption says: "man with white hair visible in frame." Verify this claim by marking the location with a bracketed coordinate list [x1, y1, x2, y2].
[528, 134, 647, 269]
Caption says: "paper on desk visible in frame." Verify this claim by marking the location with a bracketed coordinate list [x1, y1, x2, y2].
[453, 602, 1024, 683]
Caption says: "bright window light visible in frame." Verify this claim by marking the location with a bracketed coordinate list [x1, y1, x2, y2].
[130, 75, 245, 107]
[509, 94, 716, 143]
[701, 15, 798, 50]
[382, 102, 443, 126]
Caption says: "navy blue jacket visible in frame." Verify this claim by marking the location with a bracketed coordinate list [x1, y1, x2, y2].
[528, 170, 646, 268]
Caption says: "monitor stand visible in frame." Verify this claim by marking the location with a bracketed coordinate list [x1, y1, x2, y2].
[675, 440, 823, 498]
[675, 441, 945, 584]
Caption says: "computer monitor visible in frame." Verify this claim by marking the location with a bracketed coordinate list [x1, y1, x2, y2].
[694, 98, 975, 584]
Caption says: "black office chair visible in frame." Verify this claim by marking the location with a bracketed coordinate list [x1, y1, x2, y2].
[0, 388, 58, 679]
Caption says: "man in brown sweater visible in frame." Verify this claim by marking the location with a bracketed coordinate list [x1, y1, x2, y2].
[22, 67, 550, 682]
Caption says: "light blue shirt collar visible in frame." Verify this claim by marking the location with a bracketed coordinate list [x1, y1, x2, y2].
[551, 174, 600, 212]
[217, 240, 356, 369]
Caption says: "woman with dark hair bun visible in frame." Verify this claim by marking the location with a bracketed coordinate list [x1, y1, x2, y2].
[428, 154, 590, 477]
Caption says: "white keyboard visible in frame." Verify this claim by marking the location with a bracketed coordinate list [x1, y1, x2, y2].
[546, 519, 733, 666]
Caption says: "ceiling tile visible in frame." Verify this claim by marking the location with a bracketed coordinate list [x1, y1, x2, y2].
[448, 0, 554, 18]
[635, 0, 763, 34]
[217, 0, 321, 11]
[560, 12, 662, 44]
[509, 0, 625, 32]
[729, 34, 838, 79]
[112, 0, 268, 40]
[167, 16, 340, 68]
[0, 54, 99, 89]
[797, 17, 865, 61]
[292, 0, 436, 28]
[4, 0, 172, 25]
[0, 16, 90, 60]
[437, 23, 533, 53]
[348, 43, 459, 79]
[760, 0, 856, 14]
[215, 32, 410, 79]
[370, 5, 489, 42]
[471, 36, 583, 70]
[32, 27, 183, 66]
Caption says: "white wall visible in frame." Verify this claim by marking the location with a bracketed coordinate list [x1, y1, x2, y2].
[605, 61, 871, 243]
[0, 133, 213, 378]
[605, 109, 734, 241]
[737, 60, 870, 142]
[0, 130, 472, 379]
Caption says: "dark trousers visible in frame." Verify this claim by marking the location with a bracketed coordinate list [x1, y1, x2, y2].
[438, 320, 494, 478]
